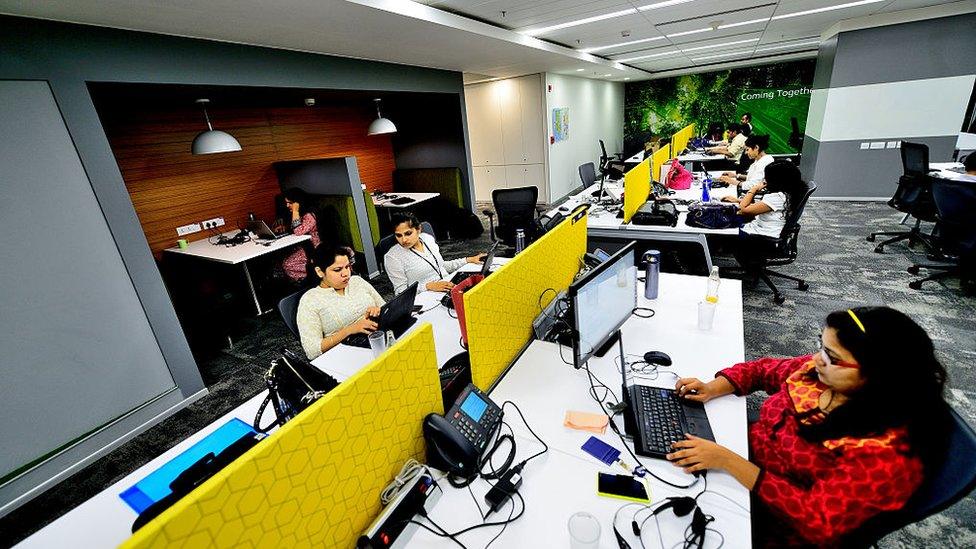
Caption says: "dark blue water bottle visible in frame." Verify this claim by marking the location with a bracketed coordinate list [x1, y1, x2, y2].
[515, 228, 526, 254]
[643, 250, 660, 299]
[701, 178, 711, 202]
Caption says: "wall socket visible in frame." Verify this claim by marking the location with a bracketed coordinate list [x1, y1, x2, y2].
[176, 223, 202, 236]
[201, 217, 225, 230]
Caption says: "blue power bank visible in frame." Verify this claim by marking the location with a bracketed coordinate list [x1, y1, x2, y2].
[581, 436, 621, 465]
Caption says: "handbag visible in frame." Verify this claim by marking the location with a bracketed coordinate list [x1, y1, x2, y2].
[665, 159, 693, 190]
[632, 199, 679, 227]
[253, 348, 340, 433]
[684, 202, 744, 230]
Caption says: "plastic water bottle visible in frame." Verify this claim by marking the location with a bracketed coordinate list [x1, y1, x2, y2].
[701, 177, 711, 202]
[643, 250, 660, 299]
[706, 266, 721, 303]
[515, 228, 526, 254]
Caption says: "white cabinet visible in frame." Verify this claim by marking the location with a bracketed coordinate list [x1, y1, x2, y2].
[465, 74, 548, 203]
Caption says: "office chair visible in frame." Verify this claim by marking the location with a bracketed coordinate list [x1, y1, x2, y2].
[841, 408, 976, 548]
[787, 117, 804, 151]
[579, 162, 597, 189]
[599, 140, 626, 174]
[743, 181, 818, 305]
[867, 142, 939, 254]
[278, 287, 309, 339]
[482, 186, 539, 249]
[374, 221, 435, 274]
[907, 178, 976, 293]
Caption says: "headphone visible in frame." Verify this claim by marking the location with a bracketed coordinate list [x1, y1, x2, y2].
[613, 496, 714, 549]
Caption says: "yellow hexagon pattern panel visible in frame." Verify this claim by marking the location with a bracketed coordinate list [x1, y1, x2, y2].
[464, 213, 587, 390]
[121, 324, 443, 549]
[623, 156, 651, 223]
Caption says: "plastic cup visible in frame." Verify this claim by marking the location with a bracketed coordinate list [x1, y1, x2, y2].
[567, 511, 601, 549]
[177, 239, 189, 249]
[367, 331, 388, 358]
[698, 300, 717, 330]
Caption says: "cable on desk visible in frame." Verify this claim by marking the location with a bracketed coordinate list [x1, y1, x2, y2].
[380, 459, 427, 505]
[633, 306, 656, 319]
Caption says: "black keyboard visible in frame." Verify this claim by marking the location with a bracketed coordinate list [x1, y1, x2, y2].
[629, 386, 715, 458]
[390, 196, 414, 205]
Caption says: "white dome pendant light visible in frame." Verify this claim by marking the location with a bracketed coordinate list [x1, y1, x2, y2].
[191, 98, 242, 155]
[367, 98, 397, 136]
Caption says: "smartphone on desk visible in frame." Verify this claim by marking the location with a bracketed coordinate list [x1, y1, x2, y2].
[597, 473, 650, 503]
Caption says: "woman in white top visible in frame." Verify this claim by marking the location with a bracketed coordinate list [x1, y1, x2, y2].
[718, 134, 774, 191]
[722, 160, 806, 268]
[384, 212, 485, 295]
[297, 245, 386, 360]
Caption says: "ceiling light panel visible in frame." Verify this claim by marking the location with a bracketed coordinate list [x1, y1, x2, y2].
[515, 1, 642, 36]
[650, 4, 776, 39]
[436, 0, 629, 31]
[771, 0, 886, 21]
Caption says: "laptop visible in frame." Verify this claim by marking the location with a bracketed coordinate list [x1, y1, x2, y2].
[247, 220, 288, 240]
[343, 282, 419, 348]
[451, 242, 499, 285]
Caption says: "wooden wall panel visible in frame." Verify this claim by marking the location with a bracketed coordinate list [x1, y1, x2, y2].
[100, 105, 395, 257]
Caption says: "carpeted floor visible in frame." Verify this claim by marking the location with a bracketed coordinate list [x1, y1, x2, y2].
[3, 200, 974, 547]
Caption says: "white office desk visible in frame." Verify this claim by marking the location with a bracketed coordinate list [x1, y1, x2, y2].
[415, 272, 750, 548]
[549, 182, 739, 271]
[372, 192, 440, 209]
[163, 231, 311, 315]
[930, 162, 972, 181]
[677, 152, 724, 163]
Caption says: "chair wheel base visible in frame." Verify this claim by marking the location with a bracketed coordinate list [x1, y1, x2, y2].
[798, 282, 809, 291]
[866, 235, 876, 242]
[907, 266, 921, 275]
[874, 245, 885, 253]
[773, 295, 786, 305]
[909, 281, 923, 290]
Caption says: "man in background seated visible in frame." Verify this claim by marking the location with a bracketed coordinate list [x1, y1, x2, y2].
[740, 112, 754, 135]
[705, 123, 747, 171]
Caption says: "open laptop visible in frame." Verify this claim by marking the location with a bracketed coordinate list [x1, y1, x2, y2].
[451, 242, 499, 285]
[343, 282, 419, 348]
[247, 220, 288, 240]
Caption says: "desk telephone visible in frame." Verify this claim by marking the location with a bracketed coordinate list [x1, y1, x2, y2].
[423, 384, 502, 480]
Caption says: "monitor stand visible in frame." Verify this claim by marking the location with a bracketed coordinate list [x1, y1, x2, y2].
[593, 331, 620, 358]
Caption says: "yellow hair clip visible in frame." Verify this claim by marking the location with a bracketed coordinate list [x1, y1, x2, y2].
[847, 309, 866, 333]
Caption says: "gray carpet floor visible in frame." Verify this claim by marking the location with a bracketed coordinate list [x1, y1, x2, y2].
[2, 201, 974, 547]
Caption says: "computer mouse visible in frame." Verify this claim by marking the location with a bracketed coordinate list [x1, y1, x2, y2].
[558, 206, 569, 212]
[643, 351, 672, 366]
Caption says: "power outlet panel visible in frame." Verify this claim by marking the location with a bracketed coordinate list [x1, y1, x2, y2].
[201, 217, 225, 230]
[176, 223, 202, 236]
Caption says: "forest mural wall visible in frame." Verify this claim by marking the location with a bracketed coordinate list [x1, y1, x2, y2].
[624, 59, 816, 154]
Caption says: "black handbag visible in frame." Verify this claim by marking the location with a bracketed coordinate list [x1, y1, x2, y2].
[632, 199, 678, 227]
[685, 202, 744, 230]
[254, 348, 340, 433]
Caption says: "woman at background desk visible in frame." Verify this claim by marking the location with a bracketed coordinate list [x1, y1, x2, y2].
[384, 212, 485, 295]
[717, 134, 773, 191]
[297, 245, 385, 360]
[277, 188, 320, 284]
[667, 306, 950, 547]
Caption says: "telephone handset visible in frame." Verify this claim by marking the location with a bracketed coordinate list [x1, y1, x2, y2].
[423, 384, 503, 480]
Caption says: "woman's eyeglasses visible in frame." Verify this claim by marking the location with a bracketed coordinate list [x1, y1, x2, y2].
[818, 348, 859, 369]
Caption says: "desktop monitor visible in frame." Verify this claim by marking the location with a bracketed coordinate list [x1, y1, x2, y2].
[567, 242, 637, 369]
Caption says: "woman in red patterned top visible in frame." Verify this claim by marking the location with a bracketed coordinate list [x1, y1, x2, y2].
[278, 188, 321, 283]
[667, 306, 950, 547]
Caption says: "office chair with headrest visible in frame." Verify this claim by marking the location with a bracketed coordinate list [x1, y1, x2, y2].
[787, 117, 804, 151]
[374, 221, 435, 274]
[599, 140, 627, 174]
[867, 142, 939, 254]
[741, 181, 817, 305]
[907, 178, 976, 293]
[482, 186, 539, 249]
[278, 287, 310, 339]
[841, 407, 976, 548]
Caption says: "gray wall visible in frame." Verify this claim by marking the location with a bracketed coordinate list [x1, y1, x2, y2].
[802, 13, 976, 198]
[0, 15, 470, 514]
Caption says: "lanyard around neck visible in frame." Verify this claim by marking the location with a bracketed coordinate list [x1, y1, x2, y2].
[409, 244, 442, 278]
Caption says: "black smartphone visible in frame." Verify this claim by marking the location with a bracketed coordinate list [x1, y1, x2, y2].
[412, 304, 423, 313]
[597, 473, 650, 503]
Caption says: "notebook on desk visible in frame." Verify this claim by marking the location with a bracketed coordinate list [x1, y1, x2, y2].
[343, 282, 419, 348]
[450, 242, 499, 285]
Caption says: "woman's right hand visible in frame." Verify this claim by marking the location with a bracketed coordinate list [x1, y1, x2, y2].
[675, 377, 730, 403]
[426, 280, 455, 293]
[350, 315, 379, 335]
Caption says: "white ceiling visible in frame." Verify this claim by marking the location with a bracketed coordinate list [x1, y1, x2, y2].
[0, 0, 968, 82]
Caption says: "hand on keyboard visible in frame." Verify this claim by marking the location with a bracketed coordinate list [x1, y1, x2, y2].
[350, 315, 379, 335]
[666, 434, 738, 476]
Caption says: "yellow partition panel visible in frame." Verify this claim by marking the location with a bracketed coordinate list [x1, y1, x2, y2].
[622, 157, 651, 224]
[651, 146, 671, 186]
[464, 212, 588, 390]
[122, 324, 443, 549]
[672, 123, 695, 153]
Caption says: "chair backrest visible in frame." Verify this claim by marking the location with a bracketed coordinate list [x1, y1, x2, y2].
[901, 141, 929, 177]
[599, 139, 609, 160]
[491, 186, 539, 245]
[579, 162, 597, 188]
[931, 178, 976, 251]
[771, 181, 817, 261]
[278, 288, 308, 339]
[790, 117, 800, 134]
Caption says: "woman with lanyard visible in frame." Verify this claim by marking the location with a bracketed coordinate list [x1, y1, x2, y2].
[383, 212, 485, 295]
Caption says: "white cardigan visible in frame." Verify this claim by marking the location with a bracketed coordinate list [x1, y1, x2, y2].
[384, 233, 466, 294]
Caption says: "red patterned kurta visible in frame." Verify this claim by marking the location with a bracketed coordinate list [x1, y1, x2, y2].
[283, 213, 320, 281]
[718, 356, 924, 547]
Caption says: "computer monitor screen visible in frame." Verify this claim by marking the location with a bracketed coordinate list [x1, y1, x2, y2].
[569, 242, 637, 368]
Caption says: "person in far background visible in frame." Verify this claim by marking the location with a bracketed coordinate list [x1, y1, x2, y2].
[717, 134, 773, 191]
[277, 188, 320, 284]
[705, 123, 748, 169]
[740, 112, 754, 135]
[384, 212, 486, 295]
[961, 151, 976, 182]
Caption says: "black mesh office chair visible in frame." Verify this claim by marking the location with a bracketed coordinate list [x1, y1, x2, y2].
[278, 288, 309, 339]
[867, 142, 939, 254]
[907, 178, 976, 293]
[739, 181, 818, 305]
[374, 221, 435, 274]
[579, 162, 597, 189]
[787, 117, 804, 151]
[483, 186, 539, 249]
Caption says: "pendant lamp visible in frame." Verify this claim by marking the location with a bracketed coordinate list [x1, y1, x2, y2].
[191, 99, 242, 155]
[367, 98, 397, 136]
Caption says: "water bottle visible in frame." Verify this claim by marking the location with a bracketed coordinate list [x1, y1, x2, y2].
[701, 177, 711, 202]
[706, 266, 721, 303]
[515, 228, 526, 254]
[642, 250, 660, 299]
